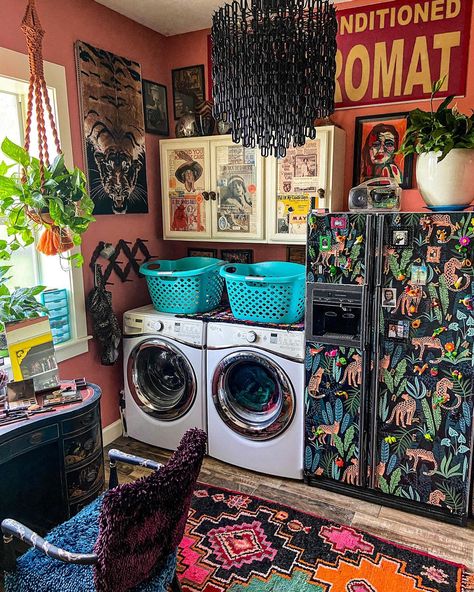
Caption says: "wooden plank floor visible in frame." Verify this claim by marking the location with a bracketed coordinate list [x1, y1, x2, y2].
[105, 435, 474, 571]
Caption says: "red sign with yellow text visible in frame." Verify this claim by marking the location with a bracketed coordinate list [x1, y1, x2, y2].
[335, 0, 472, 109]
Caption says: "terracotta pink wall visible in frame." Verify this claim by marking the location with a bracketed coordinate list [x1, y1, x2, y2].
[2, 0, 473, 427]
[2, 0, 170, 427]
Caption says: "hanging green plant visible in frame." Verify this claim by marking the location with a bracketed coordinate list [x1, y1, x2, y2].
[0, 0, 95, 267]
[0, 138, 94, 266]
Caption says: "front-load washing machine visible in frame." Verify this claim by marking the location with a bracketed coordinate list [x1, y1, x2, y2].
[207, 322, 304, 479]
[123, 305, 206, 450]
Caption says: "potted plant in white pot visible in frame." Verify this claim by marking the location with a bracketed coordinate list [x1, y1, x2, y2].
[400, 78, 474, 210]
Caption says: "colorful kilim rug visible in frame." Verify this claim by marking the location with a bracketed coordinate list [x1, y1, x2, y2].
[178, 484, 465, 592]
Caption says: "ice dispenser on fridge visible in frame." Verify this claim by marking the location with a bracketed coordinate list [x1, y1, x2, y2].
[305, 284, 364, 345]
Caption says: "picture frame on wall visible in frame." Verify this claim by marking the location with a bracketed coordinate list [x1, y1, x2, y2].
[75, 41, 148, 215]
[142, 80, 169, 136]
[187, 247, 218, 258]
[287, 246, 306, 265]
[221, 249, 254, 264]
[353, 112, 413, 190]
[172, 65, 205, 120]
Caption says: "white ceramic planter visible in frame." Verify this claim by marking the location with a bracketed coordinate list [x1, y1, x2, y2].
[416, 149, 474, 209]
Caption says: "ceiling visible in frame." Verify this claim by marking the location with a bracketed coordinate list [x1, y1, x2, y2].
[94, 0, 351, 37]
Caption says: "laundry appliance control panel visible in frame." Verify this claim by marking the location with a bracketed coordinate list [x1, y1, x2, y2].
[207, 323, 304, 361]
[123, 312, 204, 346]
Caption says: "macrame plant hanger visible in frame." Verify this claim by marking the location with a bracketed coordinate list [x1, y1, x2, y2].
[21, 0, 73, 255]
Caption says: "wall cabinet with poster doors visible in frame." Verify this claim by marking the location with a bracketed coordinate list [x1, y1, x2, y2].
[266, 126, 346, 244]
[160, 136, 265, 242]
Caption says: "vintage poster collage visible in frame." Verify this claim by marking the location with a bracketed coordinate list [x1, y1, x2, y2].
[216, 146, 257, 234]
[277, 139, 321, 235]
[168, 148, 206, 232]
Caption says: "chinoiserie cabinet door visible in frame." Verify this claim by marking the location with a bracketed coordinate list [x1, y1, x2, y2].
[304, 343, 364, 486]
[370, 213, 474, 518]
[160, 139, 212, 240]
[267, 126, 346, 244]
[209, 137, 265, 241]
[306, 213, 369, 286]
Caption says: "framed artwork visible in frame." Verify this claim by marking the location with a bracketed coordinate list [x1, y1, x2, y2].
[287, 246, 306, 265]
[172, 65, 205, 120]
[353, 113, 413, 190]
[221, 249, 254, 264]
[142, 80, 169, 136]
[75, 41, 148, 215]
[389, 226, 412, 248]
[386, 319, 410, 341]
[187, 248, 218, 258]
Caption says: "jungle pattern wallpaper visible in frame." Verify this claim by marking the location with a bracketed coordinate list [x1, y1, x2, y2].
[304, 344, 363, 485]
[305, 211, 474, 518]
[375, 213, 474, 515]
[306, 213, 368, 285]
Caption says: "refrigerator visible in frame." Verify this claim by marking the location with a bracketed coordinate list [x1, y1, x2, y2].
[304, 211, 474, 525]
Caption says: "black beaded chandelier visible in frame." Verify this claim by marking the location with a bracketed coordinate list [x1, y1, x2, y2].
[211, 0, 338, 158]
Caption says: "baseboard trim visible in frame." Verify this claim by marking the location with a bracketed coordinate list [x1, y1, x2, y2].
[102, 419, 123, 447]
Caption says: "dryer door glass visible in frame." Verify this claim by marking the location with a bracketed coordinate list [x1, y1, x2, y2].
[212, 352, 295, 441]
[128, 339, 196, 420]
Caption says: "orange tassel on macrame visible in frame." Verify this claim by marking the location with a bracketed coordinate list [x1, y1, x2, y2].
[37, 227, 74, 256]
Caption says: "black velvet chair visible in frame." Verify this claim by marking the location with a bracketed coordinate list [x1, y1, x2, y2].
[2, 428, 207, 592]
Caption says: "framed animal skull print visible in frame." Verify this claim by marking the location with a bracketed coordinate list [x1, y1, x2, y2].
[75, 41, 149, 215]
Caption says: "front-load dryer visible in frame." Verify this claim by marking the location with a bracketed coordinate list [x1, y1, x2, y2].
[123, 305, 206, 451]
[207, 322, 304, 479]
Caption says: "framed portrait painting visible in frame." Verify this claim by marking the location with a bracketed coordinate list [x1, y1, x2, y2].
[353, 113, 413, 190]
[172, 65, 205, 120]
[142, 80, 169, 136]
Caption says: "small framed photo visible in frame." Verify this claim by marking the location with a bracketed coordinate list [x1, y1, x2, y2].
[142, 80, 169, 135]
[187, 247, 218, 258]
[287, 246, 306, 265]
[411, 264, 428, 285]
[382, 288, 397, 308]
[426, 246, 441, 263]
[172, 65, 205, 120]
[320, 234, 332, 252]
[390, 228, 411, 247]
[353, 112, 413, 189]
[331, 216, 347, 230]
[386, 319, 410, 340]
[221, 249, 254, 264]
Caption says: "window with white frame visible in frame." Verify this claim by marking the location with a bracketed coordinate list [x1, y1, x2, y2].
[0, 48, 89, 362]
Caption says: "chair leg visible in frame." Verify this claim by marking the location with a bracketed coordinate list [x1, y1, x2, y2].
[170, 573, 182, 592]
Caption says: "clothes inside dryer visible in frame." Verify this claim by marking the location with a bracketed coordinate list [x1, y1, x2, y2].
[128, 339, 196, 421]
[226, 362, 278, 414]
[212, 352, 295, 441]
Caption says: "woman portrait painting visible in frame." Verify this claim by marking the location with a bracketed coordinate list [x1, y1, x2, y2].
[354, 114, 413, 189]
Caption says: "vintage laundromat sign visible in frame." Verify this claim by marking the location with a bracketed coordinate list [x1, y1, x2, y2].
[335, 0, 472, 109]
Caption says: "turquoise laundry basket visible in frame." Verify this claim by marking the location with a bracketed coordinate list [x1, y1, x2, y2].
[140, 257, 224, 314]
[220, 261, 305, 324]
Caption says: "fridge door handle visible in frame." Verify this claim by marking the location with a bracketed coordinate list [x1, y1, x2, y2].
[375, 215, 384, 287]
[368, 284, 383, 489]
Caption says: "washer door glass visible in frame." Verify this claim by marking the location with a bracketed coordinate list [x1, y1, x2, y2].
[128, 339, 196, 420]
[212, 352, 295, 441]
